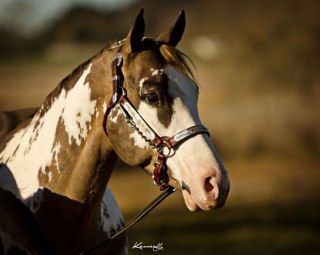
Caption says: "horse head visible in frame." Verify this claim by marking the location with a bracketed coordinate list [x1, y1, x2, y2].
[104, 9, 229, 211]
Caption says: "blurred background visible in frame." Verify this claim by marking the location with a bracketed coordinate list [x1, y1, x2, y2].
[0, 0, 319, 254]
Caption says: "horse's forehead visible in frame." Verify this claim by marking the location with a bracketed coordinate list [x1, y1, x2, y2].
[130, 50, 163, 73]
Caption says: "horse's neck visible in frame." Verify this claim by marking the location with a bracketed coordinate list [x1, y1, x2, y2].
[0, 61, 116, 205]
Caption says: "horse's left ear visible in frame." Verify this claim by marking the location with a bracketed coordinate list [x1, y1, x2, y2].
[157, 10, 186, 47]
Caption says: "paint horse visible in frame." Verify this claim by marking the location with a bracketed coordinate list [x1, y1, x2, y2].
[0, 10, 229, 254]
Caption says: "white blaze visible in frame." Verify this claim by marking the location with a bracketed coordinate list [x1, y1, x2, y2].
[130, 66, 218, 193]
[130, 66, 201, 147]
[0, 63, 96, 199]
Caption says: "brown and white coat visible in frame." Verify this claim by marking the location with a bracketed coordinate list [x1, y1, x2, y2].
[0, 10, 229, 255]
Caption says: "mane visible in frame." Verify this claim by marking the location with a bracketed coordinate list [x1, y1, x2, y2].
[110, 39, 197, 84]
[159, 44, 197, 83]
[40, 53, 100, 114]
[41, 40, 197, 113]
[41, 40, 121, 112]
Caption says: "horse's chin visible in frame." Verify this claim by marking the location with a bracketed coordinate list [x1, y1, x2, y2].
[181, 188, 220, 212]
[169, 178, 212, 212]
[182, 189, 199, 212]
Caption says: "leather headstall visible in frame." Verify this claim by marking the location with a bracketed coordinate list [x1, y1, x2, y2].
[103, 54, 210, 190]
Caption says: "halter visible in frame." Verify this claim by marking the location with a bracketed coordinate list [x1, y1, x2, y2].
[81, 53, 210, 255]
[103, 53, 210, 190]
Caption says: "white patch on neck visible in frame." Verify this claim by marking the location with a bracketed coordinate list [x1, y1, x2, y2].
[95, 108, 100, 118]
[51, 142, 61, 174]
[100, 187, 123, 235]
[103, 102, 107, 113]
[0, 63, 96, 199]
[63, 64, 96, 145]
[110, 107, 121, 123]
[129, 132, 148, 149]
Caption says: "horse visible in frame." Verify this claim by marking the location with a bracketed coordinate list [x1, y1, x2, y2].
[0, 9, 229, 254]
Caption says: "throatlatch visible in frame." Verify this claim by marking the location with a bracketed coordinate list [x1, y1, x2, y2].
[103, 54, 210, 189]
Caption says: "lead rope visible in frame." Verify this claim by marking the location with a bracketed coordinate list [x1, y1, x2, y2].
[79, 186, 175, 255]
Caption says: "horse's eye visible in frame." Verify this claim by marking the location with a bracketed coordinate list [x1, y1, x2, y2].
[145, 91, 162, 105]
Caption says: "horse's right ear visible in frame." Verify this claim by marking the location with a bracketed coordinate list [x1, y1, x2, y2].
[157, 10, 185, 47]
[123, 8, 145, 53]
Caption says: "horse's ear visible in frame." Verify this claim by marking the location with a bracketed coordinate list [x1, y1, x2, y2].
[157, 10, 185, 47]
[124, 8, 145, 52]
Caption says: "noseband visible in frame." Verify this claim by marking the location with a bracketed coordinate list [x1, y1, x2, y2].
[103, 54, 210, 190]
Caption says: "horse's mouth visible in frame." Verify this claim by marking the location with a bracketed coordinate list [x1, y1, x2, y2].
[181, 189, 219, 212]
[179, 176, 230, 212]
[181, 189, 200, 211]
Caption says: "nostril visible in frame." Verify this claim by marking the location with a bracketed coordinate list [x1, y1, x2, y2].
[204, 176, 214, 192]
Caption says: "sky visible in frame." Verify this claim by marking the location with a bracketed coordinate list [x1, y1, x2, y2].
[0, 0, 136, 35]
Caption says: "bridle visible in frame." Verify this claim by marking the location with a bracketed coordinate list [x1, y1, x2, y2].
[103, 53, 210, 190]
[80, 52, 210, 255]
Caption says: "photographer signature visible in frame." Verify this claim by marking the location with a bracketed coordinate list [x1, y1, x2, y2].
[132, 241, 165, 252]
